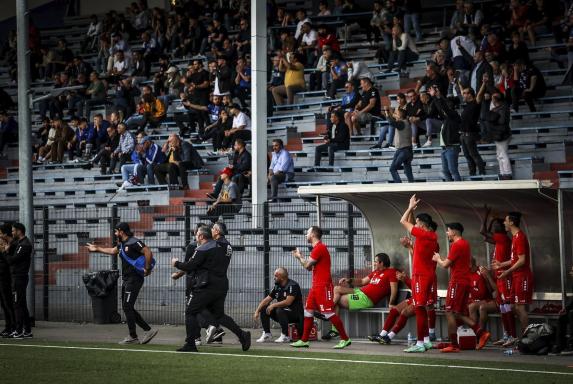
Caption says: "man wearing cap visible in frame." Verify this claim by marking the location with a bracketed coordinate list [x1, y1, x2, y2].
[207, 167, 241, 223]
[432, 222, 491, 352]
[86, 222, 158, 345]
[159, 66, 182, 107]
[222, 104, 251, 150]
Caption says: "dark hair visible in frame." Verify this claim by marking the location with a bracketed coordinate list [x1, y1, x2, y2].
[465, 88, 476, 97]
[0, 223, 12, 236]
[375, 253, 391, 268]
[507, 212, 522, 227]
[272, 138, 284, 148]
[309, 226, 323, 240]
[415, 213, 433, 227]
[12, 222, 25, 235]
[235, 138, 246, 147]
[429, 221, 438, 232]
[396, 108, 407, 119]
[491, 218, 505, 233]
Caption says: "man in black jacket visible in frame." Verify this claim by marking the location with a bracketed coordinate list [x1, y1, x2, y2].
[0, 223, 15, 337]
[155, 134, 204, 189]
[314, 111, 350, 167]
[6, 223, 33, 338]
[429, 85, 462, 181]
[171, 226, 251, 352]
[208, 138, 251, 198]
[459, 87, 486, 176]
[85, 125, 120, 175]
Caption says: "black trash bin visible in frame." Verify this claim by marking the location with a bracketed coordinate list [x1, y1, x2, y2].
[82, 270, 121, 324]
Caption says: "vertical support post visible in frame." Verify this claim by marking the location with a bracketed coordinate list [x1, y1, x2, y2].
[42, 207, 49, 321]
[17, 0, 35, 320]
[316, 196, 322, 226]
[347, 203, 355, 277]
[558, 189, 567, 309]
[184, 203, 191, 248]
[251, 0, 268, 229]
[263, 202, 270, 295]
[110, 205, 119, 270]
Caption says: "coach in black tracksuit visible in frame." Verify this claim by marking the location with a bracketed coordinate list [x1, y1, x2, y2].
[172, 225, 250, 352]
[6, 223, 33, 338]
[86, 222, 157, 345]
[0, 223, 15, 337]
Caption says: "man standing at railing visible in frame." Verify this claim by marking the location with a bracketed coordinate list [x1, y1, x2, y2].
[0, 223, 15, 338]
[291, 226, 352, 349]
[86, 222, 158, 345]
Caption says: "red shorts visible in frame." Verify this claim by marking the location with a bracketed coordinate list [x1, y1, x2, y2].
[495, 276, 512, 305]
[412, 274, 436, 307]
[511, 273, 533, 305]
[305, 284, 335, 314]
[445, 282, 470, 313]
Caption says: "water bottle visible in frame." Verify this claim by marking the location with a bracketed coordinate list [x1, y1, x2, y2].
[503, 349, 513, 356]
[407, 332, 416, 346]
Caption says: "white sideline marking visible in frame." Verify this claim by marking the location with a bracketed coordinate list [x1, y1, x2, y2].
[0, 343, 572, 376]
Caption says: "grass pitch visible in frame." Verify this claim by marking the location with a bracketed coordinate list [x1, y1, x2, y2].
[0, 340, 572, 384]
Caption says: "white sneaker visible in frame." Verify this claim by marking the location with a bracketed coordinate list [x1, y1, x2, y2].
[422, 140, 432, 148]
[256, 332, 272, 343]
[274, 334, 291, 343]
[140, 329, 158, 344]
[119, 336, 139, 345]
[195, 338, 202, 346]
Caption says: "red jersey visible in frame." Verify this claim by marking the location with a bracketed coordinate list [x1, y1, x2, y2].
[309, 242, 332, 286]
[510, 230, 531, 277]
[360, 268, 398, 304]
[492, 232, 511, 277]
[410, 227, 438, 277]
[468, 269, 492, 301]
[447, 238, 471, 284]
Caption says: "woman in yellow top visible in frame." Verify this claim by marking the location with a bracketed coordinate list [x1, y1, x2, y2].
[271, 52, 306, 105]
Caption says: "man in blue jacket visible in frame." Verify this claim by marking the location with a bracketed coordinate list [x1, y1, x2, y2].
[141, 136, 166, 185]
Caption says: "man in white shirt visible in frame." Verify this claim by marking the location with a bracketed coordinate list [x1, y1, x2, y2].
[268, 139, 295, 201]
[300, 22, 318, 65]
[294, 10, 311, 40]
[222, 104, 251, 150]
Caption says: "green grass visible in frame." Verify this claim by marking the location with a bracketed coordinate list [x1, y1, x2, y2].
[0, 340, 571, 384]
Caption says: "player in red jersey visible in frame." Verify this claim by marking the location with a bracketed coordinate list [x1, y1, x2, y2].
[480, 207, 516, 346]
[325, 253, 398, 340]
[399, 194, 438, 353]
[495, 212, 533, 345]
[467, 259, 498, 330]
[290, 226, 351, 349]
[432, 223, 491, 352]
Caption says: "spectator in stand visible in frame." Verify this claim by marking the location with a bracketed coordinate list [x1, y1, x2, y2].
[89, 113, 110, 151]
[214, 55, 233, 97]
[369, 0, 386, 43]
[234, 18, 250, 57]
[314, 111, 350, 167]
[415, 63, 448, 96]
[507, 31, 530, 65]
[178, 94, 223, 140]
[524, 0, 560, 46]
[370, 92, 407, 149]
[208, 138, 251, 199]
[384, 24, 419, 76]
[299, 22, 318, 66]
[405, 89, 425, 148]
[140, 136, 166, 185]
[480, 31, 505, 63]
[141, 31, 159, 77]
[222, 104, 251, 150]
[483, 91, 512, 180]
[451, 32, 476, 79]
[268, 139, 295, 201]
[154, 134, 204, 189]
[234, 57, 251, 109]
[108, 50, 131, 80]
[333, 81, 359, 118]
[421, 91, 442, 148]
[465, 50, 493, 94]
[511, 59, 546, 112]
[52, 119, 75, 164]
[203, 108, 233, 152]
[113, 78, 141, 120]
[126, 93, 166, 131]
[81, 15, 102, 53]
[318, 1, 332, 16]
[86, 125, 120, 175]
[346, 77, 382, 136]
[159, 66, 182, 107]
[36, 119, 57, 164]
[403, 0, 423, 42]
[118, 142, 146, 189]
[110, 123, 135, 174]
[272, 52, 306, 105]
[317, 25, 340, 53]
[327, 55, 348, 99]
[509, 0, 530, 34]
[82, 72, 107, 118]
[310, 47, 332, 92]
[268, 55, 285, 115]
[69, 118, 95, 161]
[67, 56, 94, 79]
[346, 60, 373, 88]
[459, 87, 486, 176]
[130, 50, 149, 84]
[0, 111, 17, 158]
[384, 106, 414, 183]
[461, 1, 484, 35]
[48, 39, 74, 78]
[206, 167, 242, 223]
[429, 85, 462, 181]
[96, 35, 111, 74]
[294, 10, 310, 41]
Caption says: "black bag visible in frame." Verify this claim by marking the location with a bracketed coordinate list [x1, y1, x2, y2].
[517, 323, 555, 355]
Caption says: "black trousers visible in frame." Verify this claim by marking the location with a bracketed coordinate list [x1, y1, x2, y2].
[0, 270, 15, 331]
[206, 202, 241, 223]
[109, 153, 131, 174]
[185, 289, 243, 344]
[203, 126, 226, 151]
[221, 130, 251, 150]
[122, 275, 151, 338]
[554, 305, 573, 350]
[260, 305, 303, 336]
[460, 133, 485, 175]
[314, 142, 344, 166]
[12, 275, 31, 333]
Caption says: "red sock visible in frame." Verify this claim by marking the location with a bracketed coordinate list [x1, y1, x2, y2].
[329, 315, 349, 340]
[470, 323, 484, 338]
[427, 308, 436, 329]
[392, 314, 409, 334]
[301, 317, 314, 342]
[383, 307, 399, 331]
[415, 307, 428, 341]
[507, 311, 517, 338]
[450, 333, 459, 347]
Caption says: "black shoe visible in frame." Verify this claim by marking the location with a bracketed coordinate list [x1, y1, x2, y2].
[378, 335, 391, 345]
[212, 336, 223, 344]
[549, 345, 562, 355]
[368, 334, 382, 342]
[0, 329, 13, 338]
[22, 332, 33, 339]
[81, 162, 93, 170]
[369, 144, 381, 149]
[11, 331, 24, 339]
[239, 331, 251, 351]
[176, 343, 198, 352]
[321, 329, 339, 340]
